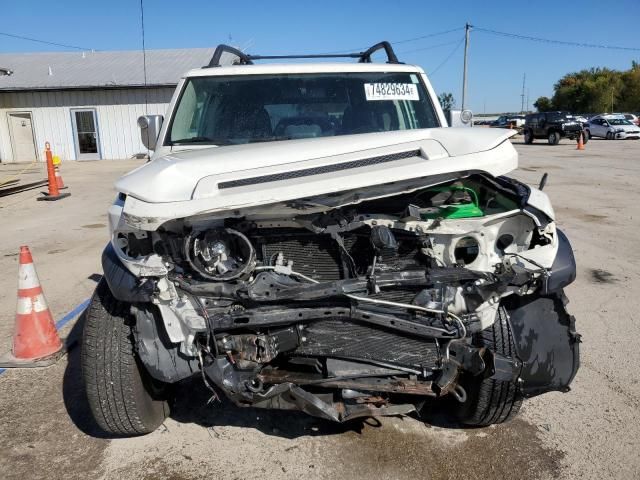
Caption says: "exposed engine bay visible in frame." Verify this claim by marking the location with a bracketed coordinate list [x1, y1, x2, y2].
[105, 173, 578, 422]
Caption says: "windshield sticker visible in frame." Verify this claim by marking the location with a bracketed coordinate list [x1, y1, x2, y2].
[364, 83, 419, 101]
[410, 74, 419, 83]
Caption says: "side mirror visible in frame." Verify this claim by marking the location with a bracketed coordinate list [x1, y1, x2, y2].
[446, 109, 473, 128]
[602, 122, 609, 127]
[460, 109, 473, 125]
[138, 115, 164, 151]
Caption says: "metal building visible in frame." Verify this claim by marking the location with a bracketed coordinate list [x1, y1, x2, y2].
[0, 48, 215, 163]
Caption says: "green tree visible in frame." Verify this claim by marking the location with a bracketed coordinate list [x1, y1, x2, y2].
[542, 62, 640, 114]
[438, 92, 456, 112]
[619, 62, 640, 112]
[533, 96, 553, 112]
[551, 68, 623, 113]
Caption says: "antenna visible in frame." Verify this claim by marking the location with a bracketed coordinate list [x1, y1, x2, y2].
[139, 0, 149, 116]
[461, 23, 471, 110]
[520, 73, 526, 113]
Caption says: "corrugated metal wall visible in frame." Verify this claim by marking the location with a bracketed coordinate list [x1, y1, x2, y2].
[0, 87, 174, 162]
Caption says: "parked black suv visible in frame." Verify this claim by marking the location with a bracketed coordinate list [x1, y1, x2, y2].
[523, 112, 586, 145]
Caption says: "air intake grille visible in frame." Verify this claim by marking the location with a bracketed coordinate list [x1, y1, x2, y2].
[218, 149, 422, 189]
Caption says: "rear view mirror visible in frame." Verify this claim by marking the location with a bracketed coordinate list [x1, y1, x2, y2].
[138, 115, 164, 151]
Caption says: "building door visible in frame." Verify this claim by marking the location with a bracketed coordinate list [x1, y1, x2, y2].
[71, 109, 101, 160]
[8, 112, 37, 162]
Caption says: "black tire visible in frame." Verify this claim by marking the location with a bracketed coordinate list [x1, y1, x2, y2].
[547, 130, 560, 145]
[585, 129, 592, 140]
[82, 280, 169, 436]
[524, 129, 534, 144]
[456, 306, 523, 426]
[581, 131, 589, 144]
[606, 131, 613, 140]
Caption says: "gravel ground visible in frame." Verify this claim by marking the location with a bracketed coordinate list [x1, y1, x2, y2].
[0, 137, 638, 479]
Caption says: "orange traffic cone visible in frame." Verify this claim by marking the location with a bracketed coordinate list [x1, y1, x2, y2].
[577, 132, 585, 151]
[53, 156, 67, 190]
[38, 142, 70, 201]
[0, 246, 65, 368]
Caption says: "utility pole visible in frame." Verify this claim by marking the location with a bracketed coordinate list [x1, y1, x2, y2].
[461, 23, 471, 110]
[520, 73, 526, 113]
[610, 87, 614, 112]
[526, 89, 530, 113]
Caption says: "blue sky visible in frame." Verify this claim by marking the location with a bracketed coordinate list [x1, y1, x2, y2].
[2, 0, 639, 113]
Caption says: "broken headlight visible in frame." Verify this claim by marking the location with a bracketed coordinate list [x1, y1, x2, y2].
[184, 228, 255, 281]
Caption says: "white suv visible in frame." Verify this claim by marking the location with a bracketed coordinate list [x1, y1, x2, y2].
[81, 42, 580, 436]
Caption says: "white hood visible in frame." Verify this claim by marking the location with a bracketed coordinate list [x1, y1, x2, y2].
[116, 128, 518, 230]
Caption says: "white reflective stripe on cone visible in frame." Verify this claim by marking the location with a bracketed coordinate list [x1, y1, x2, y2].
[18, 263, 40, 290]
[16, 294, 49, 315]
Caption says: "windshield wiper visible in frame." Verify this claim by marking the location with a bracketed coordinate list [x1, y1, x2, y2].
[247, 136, 292, 143]
[171, 136, 233, 145]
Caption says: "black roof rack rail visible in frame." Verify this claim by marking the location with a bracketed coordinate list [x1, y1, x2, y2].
[206, 41, 401, 67]
[207, 45, 254, 67]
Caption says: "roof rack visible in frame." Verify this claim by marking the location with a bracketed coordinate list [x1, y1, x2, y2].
[206, 41, 400, 68]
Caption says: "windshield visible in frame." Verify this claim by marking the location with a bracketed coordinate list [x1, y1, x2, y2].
[608, 118, 632, 126]
[167, 72, 440, 146]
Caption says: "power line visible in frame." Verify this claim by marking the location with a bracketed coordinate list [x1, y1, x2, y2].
[389, 27, 465, 46]
[397, 39, 463, 55]
[474, 26, 640, 52]
[428, 35, 465, 76]
[323, 27, 464, 54]
[0, 30, 93, 51]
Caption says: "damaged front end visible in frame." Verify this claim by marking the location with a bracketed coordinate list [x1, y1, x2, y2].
[103, 173, 579, 423]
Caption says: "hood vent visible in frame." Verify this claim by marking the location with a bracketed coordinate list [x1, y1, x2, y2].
[218, 149, 423, 190]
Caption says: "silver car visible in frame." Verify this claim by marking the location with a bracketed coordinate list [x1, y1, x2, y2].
[587, 115, 640, 140]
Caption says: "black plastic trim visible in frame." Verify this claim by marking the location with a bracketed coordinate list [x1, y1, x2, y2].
[542, 229, 577, 294]
[218, 149, 422, 189]
[506, 293, 580, 397]
[134, 306, 200, 383]
[101, 243, 154, 303]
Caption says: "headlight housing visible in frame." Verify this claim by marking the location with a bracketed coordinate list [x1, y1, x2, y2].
[184, 228, 256, 281]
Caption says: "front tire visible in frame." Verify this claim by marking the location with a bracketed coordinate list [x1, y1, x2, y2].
[82, 280, 169, 436]
[456, 306, 523, 426]
[524, 129, 534, 144]
[548, 131, 560, 145]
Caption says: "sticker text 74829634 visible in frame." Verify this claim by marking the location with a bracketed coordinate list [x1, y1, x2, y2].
[364, 83, 419, 101]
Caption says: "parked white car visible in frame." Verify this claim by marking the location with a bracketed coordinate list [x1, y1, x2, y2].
[81, 42, 580, 437]
[586, 115, 640, 140]
[622, 113, 639, 127]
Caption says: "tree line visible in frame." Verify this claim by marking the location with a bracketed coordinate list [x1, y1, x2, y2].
[534, 62, 640, 114]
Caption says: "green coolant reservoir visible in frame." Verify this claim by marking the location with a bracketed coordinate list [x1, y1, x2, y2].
[419, 185, 484, 220]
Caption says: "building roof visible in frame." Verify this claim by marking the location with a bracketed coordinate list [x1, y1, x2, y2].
[0, 48, 234, 91]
